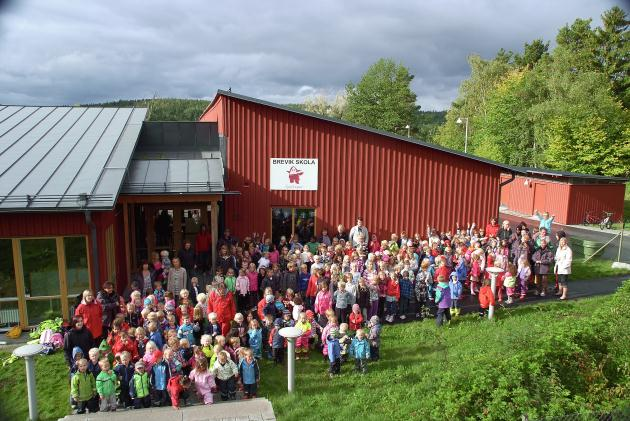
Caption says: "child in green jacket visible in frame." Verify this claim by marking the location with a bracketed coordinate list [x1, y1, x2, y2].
[71, 359, 97, 414]
[129, 360, 152, 409]
[96, 359, 118, 411]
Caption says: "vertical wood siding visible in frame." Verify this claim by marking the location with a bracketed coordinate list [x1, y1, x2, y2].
[202, 96, 502, 240]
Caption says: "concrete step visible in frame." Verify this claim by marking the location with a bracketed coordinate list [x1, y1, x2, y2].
[58, 397, 276, 421]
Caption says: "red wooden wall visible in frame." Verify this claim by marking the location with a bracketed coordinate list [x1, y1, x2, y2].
[201, 94, 503, 240]
[500, 174, 625, 224]
[0, 210, 122, 291]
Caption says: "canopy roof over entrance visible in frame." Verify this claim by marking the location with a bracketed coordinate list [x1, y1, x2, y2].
[121, 154, 225, 194]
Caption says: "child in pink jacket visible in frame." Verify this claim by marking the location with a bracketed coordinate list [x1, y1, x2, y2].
[188, 358, 216, 405]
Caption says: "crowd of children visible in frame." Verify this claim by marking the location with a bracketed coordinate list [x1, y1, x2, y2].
[64, 214, 570, 413]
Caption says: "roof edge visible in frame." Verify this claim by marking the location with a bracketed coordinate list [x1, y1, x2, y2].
[210, 90, 523, 174]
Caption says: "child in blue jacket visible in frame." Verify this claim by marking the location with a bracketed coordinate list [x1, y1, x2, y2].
[349, 328, 370, 374]
[449, 271, 463, 317]
[327, 327, 341, 378]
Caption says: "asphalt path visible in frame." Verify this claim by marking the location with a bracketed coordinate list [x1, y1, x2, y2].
[499, 211, 630, 263]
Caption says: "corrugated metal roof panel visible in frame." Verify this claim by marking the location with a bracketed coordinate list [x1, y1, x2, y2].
[121, 158, 225, 194]
[0, 105, 147, 211]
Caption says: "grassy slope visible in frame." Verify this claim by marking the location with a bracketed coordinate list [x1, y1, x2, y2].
[262, 296, 614, 421]
[1, 293, 623, 421]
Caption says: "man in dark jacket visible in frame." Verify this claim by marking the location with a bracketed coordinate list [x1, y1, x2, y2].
[178, 240, 196, 276]
[280, 263, 299, 293]
[532, 240, 554, 297]
[63, 316, 94, 367]
[97, 281, 120, 333]
[498, 220, 513, 243]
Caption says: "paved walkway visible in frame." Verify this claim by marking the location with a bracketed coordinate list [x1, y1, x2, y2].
[500, 210, 630, 262]
[58, 398, 276, 421]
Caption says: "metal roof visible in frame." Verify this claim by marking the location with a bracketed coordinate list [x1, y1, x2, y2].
[206, 91, 628, 183]
[0, 105, 147, 211]
[512, 166, 628, 183]
[205, 90, 524, 174]
[121, 155, 225, 194]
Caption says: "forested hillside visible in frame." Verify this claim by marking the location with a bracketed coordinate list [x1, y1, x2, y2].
[84, 98, 210, 121]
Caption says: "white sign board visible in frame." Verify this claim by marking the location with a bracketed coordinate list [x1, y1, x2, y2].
[270, 158, 318, 190]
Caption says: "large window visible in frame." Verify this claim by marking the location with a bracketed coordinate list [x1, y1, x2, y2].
[0, 236, 90, 328]
[21, 239, 60, 297]
[0, 239, 18, 328]
[271, 208, 316, 244]
[65, 236, 90, 301]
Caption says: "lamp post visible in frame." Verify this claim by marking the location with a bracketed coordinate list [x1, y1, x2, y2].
[405, 124, 410, 138]
[456, 117, 469, 153]
[13, 344, 44, 420]
[485, 267, 504, 320]
[279, 326, 302, 393]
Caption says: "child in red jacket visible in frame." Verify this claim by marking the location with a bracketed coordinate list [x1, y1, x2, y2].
[384, 274, 400, 323]
[478, 279, 495, 318]
[349, 304, 364, 330]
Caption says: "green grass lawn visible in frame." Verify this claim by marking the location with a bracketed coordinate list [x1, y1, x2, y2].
[2, 285, 629, 421]
[571, 257, 630, 280]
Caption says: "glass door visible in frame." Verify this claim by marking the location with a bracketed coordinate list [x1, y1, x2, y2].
[0, 239, 19, 330]
[20, 239, 62, 326]
[295, 209, 316, 243]
[271, 208, 316, 245]
[271, 208, 293, 245]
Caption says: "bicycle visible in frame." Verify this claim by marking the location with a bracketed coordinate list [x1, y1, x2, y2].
[582, 210, 614, 230]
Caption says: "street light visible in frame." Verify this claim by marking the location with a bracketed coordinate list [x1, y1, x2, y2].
[405, 124, 410, 138]
[456, 117, 469, 153]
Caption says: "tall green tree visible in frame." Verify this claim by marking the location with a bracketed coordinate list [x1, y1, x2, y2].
[434, 54, 512, 151]
[344, 58, 418, 135]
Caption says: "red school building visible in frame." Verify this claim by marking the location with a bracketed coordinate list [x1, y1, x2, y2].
[0, 91, 624, 329]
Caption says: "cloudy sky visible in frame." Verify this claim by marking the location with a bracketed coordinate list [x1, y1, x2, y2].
[0, 0, 622, 110]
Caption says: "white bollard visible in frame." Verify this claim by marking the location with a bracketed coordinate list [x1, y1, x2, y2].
[279, 326, 302, 393]
[486, 267, 504, 320]
[13, 344, 44, 421]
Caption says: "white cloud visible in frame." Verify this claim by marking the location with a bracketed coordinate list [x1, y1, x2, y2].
[0, 0, 620, 109]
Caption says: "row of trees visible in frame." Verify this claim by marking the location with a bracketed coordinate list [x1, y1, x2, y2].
[434, 6, 629, 176]
[306, 7, 628, 177]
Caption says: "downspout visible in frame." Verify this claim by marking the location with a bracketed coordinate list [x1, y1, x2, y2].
[498, 171, 516, 220]
[85, 210, 100, 289]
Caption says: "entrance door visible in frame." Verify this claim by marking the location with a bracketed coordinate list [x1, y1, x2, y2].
[271, 208, 293, 245]
[271, 208, 316, 244]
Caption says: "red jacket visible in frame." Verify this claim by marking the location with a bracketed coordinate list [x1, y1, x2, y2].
[386, 279, 400, 300]
[257, 298, 266, 320]
[176, 305, 194, 324]
[349, 312, 363, 331]
[167, 375, 186, 408]
[434, 265, 449, 283]
[195, 232, 212, 253]
[485, 223, 499, 238]
[112, 337, 139, 361]
[207, 290, 236, 324]
[305, 275, 319, 298]
[478, 286, 495, 309]
[75, 301, 103, 340]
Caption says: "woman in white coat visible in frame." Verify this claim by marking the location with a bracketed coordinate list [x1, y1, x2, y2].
[554, 237, 572, 300]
